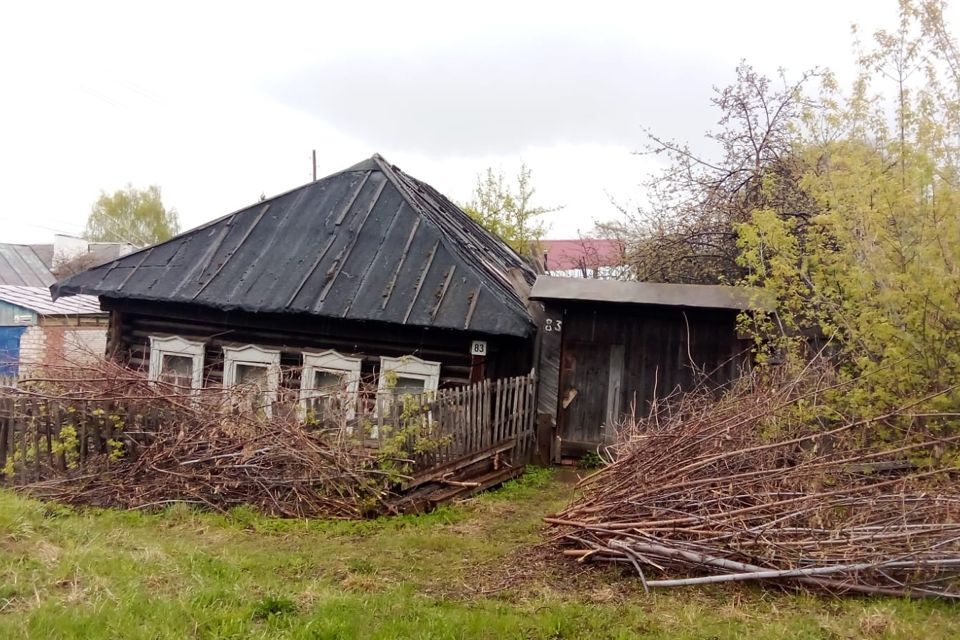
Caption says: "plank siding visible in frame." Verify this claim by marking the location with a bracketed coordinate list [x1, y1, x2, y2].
[541, 301, 750, 457]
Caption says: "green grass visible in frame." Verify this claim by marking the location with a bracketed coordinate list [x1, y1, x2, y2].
[0, 467, 957, 639]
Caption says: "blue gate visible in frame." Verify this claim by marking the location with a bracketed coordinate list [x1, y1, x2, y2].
[0, 326, 26, 377]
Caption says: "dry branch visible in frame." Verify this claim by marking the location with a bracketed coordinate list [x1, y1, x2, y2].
[2, 361, 417, 518]
[546, 365, 960, 599]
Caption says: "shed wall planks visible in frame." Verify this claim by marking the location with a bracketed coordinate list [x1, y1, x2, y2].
[538, 300, 750, 456]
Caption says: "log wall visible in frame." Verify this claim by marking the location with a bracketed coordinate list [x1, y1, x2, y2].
[102, 299, 534, 391]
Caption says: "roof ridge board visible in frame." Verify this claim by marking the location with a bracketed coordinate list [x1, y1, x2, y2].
[229, 184, 330, 306]
[371, 157, 534, 326]
[392, 166, 535, 291]
[397, 175, 533, 324]
[413, 177, 535, 300]
[412, 175, 531, 272]
[401, 239, 441, 324]
[380, 216, 422, 311]
[283, 171, 383, 309]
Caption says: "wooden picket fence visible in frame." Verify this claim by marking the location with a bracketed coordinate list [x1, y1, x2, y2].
[0, 373, 537, 485]
[367, 374, 537, 473]
[0, 396, 168, 482]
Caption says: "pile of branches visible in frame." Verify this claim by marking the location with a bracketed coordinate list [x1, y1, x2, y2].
[546, 365, 960, 598]
[9, 360, 402, 518]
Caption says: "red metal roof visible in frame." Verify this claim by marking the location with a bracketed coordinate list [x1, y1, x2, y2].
[540, 239, 624, 271]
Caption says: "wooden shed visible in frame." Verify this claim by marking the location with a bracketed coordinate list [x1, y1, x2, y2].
[50, 155, 537, 411]
[531, 276, 763, 460]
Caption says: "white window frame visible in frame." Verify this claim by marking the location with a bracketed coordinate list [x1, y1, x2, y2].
[222, 344, 281, 416]
[148, 335, 205, 393]
[300, 350, 362, 419]
[377, 355, 441, 395]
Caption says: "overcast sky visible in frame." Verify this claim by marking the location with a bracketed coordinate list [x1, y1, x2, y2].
[1, 0, 946, 244]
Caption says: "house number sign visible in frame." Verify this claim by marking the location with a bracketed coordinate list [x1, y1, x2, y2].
[470, 340, 487, 356]
[544, 318, 563, 332]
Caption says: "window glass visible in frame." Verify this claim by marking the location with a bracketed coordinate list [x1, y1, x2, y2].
[236, 363, 268, 389]
[160, 354, 194, 389]
[305, 370, 348, 418]
[313, 370, 346, 393]
[393, 376, 426, 395]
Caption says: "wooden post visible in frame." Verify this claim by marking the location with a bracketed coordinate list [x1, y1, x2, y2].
[482, 379, 491, 449]
[511, 377, 522, 442]
[0, 396, 8, 470]
[45, 402, 54, 469]
[32, 405, 41, 481]
[53, 401, 65, 471]
[524, 374, 536, 460]
[79, 401, 88, 464]
[457, 387, 466, 455]
[20, 399, 30, 480]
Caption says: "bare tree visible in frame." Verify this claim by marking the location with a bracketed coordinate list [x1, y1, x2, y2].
[598, 63, 821, 284]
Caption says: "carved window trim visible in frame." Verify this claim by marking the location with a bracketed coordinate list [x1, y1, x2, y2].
[222, 344, 281, 416]
[300, 349, 363, 419]
[148, 335, 205, 393]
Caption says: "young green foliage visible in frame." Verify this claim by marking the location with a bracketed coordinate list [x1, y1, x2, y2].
[736, 0, 960, 414]
[84, 184, 180, 246]
[462, 163, 557, 259]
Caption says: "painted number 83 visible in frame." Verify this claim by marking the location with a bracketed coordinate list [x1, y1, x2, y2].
[544, 319, 563, 332]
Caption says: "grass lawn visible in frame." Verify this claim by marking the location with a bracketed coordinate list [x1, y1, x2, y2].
[1, 467, 957, 639]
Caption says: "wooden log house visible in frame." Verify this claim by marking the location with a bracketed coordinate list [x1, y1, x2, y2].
[51, 155, 538, 410]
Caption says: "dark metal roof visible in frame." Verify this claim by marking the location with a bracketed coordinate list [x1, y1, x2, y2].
[0, 244, 55, 287]
[53, 155, 536, 337]
[530, 276, 772, 311]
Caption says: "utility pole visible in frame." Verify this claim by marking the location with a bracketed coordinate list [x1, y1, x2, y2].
[312, 150, 317, 181]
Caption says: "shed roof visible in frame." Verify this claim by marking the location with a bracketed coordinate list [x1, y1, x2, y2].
[53, 155, 536, 337]
[0, 244, 55, 287]
[0, 286, 103, 316]
[529, 276, 771, 311]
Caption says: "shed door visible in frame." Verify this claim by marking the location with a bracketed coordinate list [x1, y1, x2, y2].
[559, 342, 624, 455]
[0, 326, 27, 377]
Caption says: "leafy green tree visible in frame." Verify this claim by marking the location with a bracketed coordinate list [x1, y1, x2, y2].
[736, 0, 960, 411]
[462, 164, 557, 259]
[84, 185, 180, 246]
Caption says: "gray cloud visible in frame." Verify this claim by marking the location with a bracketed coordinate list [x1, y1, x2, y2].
[267, 37, 729, 155]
